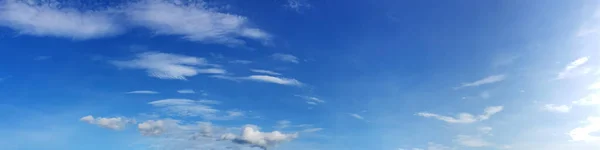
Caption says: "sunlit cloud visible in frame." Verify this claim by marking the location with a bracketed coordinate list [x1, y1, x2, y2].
[80, 115, 135, 130]
[556, 57, 591, 80]
[543, 104, 571, 113]
[456, 75, 506, 89]
[111, 52, 223, 80]
[417, 106, 503, 123]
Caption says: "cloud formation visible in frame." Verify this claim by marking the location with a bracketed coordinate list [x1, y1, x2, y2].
[177, 89, 196, 94]
[0, 0, 270, 45]
[80, 115, 134, 130]
[112, 52, 223, 80]
[454, 135, 492, 147]
[556, 57, 590, 79]
[284, 0, 311, 12]
[457, 74, 506, 89]
[127, 90, 159, 94]
[148, 99, 241, 120]
[245, 75, 303, 86]
[250, 69, 282, 76]
[543, 104, 571, 113]
[0, 0, 122, 39]
[417, 106, 503, 123]
[271, 53, 299, 63]
[569, 116, 600, 142]
[349, 113, 364, 120]
[221, 125, 298, 150]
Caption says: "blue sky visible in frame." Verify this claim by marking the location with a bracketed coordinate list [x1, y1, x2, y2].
[1, 0, 600, 150]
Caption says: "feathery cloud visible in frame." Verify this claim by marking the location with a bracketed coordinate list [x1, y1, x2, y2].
[349, 113, 364, 120]
[229, 60, 253, 64]
[556, 57, 590, 80]
[245, 75, 302, 86]
[111, 52, 224, 80]
[417, 106, 503, 123]
[284, 0, 311, 12]
[0, 0, 121, 39]
[250, 69, 282, 76]
[457, 75, 506, 89]
[271, 53, 299, 63]
[126, 90, 159, 94]
[177, 89, 196, 94]
[148, 99, 241, 120]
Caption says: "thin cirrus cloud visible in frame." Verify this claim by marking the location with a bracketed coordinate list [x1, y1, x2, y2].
[295, 95, 325, 105]
[0, 0, 269, 45]
[177, 89, 195, 94]
[212, 74, 303, 86]
[111, 52, 225, 80]
[349, 113, 364, 120]
[271, 53, 299, 63]
[556, 57, 590, 80]
[284, 0, 311, 12]
[250, 69, 282, 76]
[416, 106, 503, 123]
[543, 104, 571, 113]
[454, 135, 492, 147]
[456, 74, 506, 89]
[126, 90, 159, 94]
[148, 98, 241, 120]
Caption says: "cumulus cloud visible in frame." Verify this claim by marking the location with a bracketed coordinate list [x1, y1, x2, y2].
[126, 0, 270, 45]
[126, 90, 159, 94]
[456, 74, 506, 89]
[569, 116, 600, 142]
[417, 106, 503, 123]
[556, 57, 591, 80]
[177, 89, 196, 94]
[111, 52, 224, 80]
[543, 104, 572, 113]
[221, 125, 298, 150]
[80, 115, 134, 130]
[0, 0, 121, 39]
[250, 69, 282, 76]
[271, 53, 299, 63]
[245, 75, 302, 86]
[454, 135, 492, 147]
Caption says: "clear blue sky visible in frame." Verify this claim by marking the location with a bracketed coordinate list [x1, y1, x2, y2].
[1, 0, 600, 150]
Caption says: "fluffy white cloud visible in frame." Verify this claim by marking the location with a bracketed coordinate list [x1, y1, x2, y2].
[417, 106, 503, 123]
[557, 57, 590, 79]
[111, 52, 224, 80]
[221, 125, 298, 150]
[569, 117, 600, 142]
[126, 0, 270, 45]
[126, 90, 159, 94]
[454, 135, 492, 147]
[0, 0, 121, 39]
[80, 115, 134, 130]
[138, 120, 167, 136]
[457, 74, 506, 89]
[177, 89, 195, 94]
[245, 75, 302, 86]
[250, 69, 282, 76]
[271, 53, 299, 63]
[349, 113, 364, 120]
[573, 93, 600, 106]
[543, 104, 571, 113]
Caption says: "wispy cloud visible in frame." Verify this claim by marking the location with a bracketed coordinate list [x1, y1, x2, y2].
[271, 53, 299, 63]
[349, 113, 364, 120]
[177, 89, 195, 94]
[454, 135, 492, 147]
[295, 95, 325, 105]
[80, 115, 134, 130]
[229, 60, 253, 64]
[250, 69, 282, 76]
[148, 99, 240, 120]
[220, 125, 298, 150]
[556, 57, 590, 80]
[245, 75, 303, 86]
[0, 0, 121, 39]
[126, 0, 270, 45]
[417, 106, 503, 123]
[284, 0, 311, 13]
[456, 75, 506, 89]
[543, 104, 571, 113]
[126, 90, 159, 94]
[111, 52, 224, 80]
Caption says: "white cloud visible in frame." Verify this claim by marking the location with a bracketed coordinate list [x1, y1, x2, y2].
[138, 120, 168, 136]
[80, 115, 134, 130]
[177, 89, 196, 94]
[126, 0, 270, 45]
[454, 135, 492, 147]
[569, 116, 600, 142]
[302, 128, 323, 133]
[417, 106, 503, 123]
[126, 90, 159, 94]
[245, 75, 302, 86]
[284, 0, 311, 12]
[271, 53, 299, 63]
[543, 104, 571, 113]
[148, 99, 241, 120]
[250, 69, 282, 76]
[557, 57, 590, 79]
[573, 93, 600, 106]
[295, 95, 325, 105]
[111, 52, 223, 80]
[220, 125, 298, 150]
[349, 113, 364, 120]
[229, 60, 253, 64]
[0, 0, 121, 39]
[197, 68, 226, 74]
[457, 74, 506, 89]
